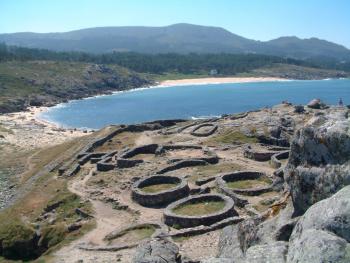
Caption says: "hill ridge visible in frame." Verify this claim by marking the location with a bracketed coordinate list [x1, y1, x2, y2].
[0, 23, 349, 61]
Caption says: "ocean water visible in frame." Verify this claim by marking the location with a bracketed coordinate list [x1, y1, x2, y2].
[39, 79, 350, 129]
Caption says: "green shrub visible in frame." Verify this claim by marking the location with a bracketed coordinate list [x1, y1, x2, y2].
[38, 223, 67, 249]
[0, 221, 37, 260]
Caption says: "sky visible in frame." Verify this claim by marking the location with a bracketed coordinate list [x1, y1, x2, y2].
[1, 0, 350, 48]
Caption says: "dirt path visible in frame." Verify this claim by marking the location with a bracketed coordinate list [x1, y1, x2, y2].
[53, 167, 136, 263]
[135, 132, 153, 146]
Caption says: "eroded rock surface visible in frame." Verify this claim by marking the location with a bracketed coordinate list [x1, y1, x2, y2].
[287, 185, 350, 263]
[206, 107, 350, 263]
[284, 109, 350, 214]
[133, 238, 180, 263]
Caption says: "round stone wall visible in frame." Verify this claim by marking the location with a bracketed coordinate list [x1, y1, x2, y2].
[163, 194, 236, 229]
[217, 171, 273, 197]
[131, 175, 189, 207]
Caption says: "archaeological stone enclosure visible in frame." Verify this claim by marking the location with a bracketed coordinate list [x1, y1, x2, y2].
[48, 103, 350, 262]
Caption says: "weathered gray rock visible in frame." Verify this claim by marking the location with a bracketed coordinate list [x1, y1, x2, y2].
[217, 224, 245, 261]
[294, 105, 305, 113]
[201, 258, 235, 263]
[133, 238, 180, 263]
[245, 241, 288, 263]
[286, 185, 350, 263]
[255, 201, 297, 244]
[284, 109, 350, 214]
[307, 98, 324, 109]
[213, 200, 298, 263]
[214, 223, 289, 263]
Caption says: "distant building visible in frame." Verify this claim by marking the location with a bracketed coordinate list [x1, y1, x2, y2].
[209, 69, 218, 76]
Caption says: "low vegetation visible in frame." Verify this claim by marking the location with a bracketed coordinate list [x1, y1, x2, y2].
[140, 183, 178, 193]
[226, 176, 272, 189]
[190, 162, 243, 182]
[107, 225, 156, 245]
[0, 136, 96, 261]
[172, 200, 225, 216]
[0, 60, 151, 113]
[206, 130, 258, 145]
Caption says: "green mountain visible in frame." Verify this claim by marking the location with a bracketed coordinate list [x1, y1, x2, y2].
[1, 23, 349, 61]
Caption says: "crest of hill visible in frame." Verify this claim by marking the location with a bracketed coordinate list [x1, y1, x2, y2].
[1, 23, 350, 61]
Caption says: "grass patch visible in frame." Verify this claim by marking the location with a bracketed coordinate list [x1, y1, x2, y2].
[46, 189, 93, 223]
[190, 162, 243, 182]
[206, 130, 258, 145]
[95, 131, 138, 152]
[0, 136, 96, 261]
[148, 72, 213, 82]
[0, 220, 37, 260]
[172, 200, 225, 216]
[226, 177, 272, 189]
[108, 225, 156, 245]
[140, 183, 178, 193]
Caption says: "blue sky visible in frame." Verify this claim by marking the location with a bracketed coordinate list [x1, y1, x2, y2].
[1, 0, 350, 48]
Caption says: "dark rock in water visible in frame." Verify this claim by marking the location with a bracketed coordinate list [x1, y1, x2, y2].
[133, 238, 180, 263]
[287, 185, 350, 263]
[284, 110, 350, 215]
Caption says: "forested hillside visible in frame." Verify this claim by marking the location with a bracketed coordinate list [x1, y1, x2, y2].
[1, 43, 350, 74]
[0, 43, 349, 114]
[1, 24, 350, 62]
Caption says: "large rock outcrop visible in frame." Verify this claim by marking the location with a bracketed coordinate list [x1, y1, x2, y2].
[287, 185, 350, 263]
[133, 238, 180, 263]
[284, 109, 350, 215]
[208, 185, 350, 263]
[205, 108, 350, 263]
[207, 201, 296, 263]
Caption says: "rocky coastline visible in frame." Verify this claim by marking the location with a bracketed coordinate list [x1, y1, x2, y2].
[0, 61, 154, 114]
[0, 99, 349, 262]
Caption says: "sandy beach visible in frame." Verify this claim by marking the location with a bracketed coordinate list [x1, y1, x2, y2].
[0, 106, 87, 150]
[159, 77, 287, 86]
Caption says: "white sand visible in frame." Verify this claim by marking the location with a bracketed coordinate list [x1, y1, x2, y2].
[0, 106, 87, 150]
[159, 77, 287, 86]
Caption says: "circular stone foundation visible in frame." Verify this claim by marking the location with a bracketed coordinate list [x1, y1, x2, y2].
[190, 123, 218, 137]
[243, 144, 289, 162]
[131, 175, 190, 207]
[163, 194, 236, 229]
[104, 223, 161, 246]
[217, 171, 273, 197]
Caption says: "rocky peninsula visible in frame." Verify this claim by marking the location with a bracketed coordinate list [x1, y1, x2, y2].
[0, 101, 349, 263]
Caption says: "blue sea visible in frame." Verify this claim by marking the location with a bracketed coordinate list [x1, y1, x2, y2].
[39, 79, 350, 129]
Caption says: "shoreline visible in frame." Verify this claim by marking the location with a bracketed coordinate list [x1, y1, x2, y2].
[0, 106, 87, 151]
[158, 76, 288, 86]
[0, 76, 344, 143]
[31, 76, 291, 129]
